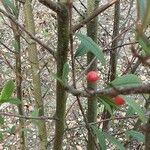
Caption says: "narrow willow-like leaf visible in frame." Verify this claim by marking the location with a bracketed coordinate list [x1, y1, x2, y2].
[125, 130, 145, 142]
[141, 1, 150, 31]
[98, 96, 118, 108]
[6, 98, 22, 105]
[2, 0, 19, 17]
[75, 33, 106, 66]
[124, 97, 146, 124]
[138, 33, 150, 55]
[75, 43, 88, 57]
[0, 80, 15, 101]
[104, 132, 126, 150]
[137, 0, 147, 21]
[107, 74, 142, 88]
[97, 96, 117, 117]
[91, 125, 107, 150]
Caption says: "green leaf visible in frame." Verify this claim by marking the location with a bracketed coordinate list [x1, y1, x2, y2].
[75, 42, 88, 57]
[100, 99, 113, 116]
[6, 98, 22, 105]
[137, 0, 150, 31]
[137, 33, 150, 55]
[98, 96, 118, 108]
[124, 97, 146, 124]
[62, 62, 69, 84]
[107, 74, 142, 88]
[126, 106, 135, 117]
[103, 132, 126, 150]
[0, 80, 15, 102]
[137, 0, 147, 21]
[2, 0, 19, 17]
[75, 33, 106, 66]
[97, 96, 117, 117]
[141, 1, 150, 31]
[125, 130, 144, 142]
[91, 125, 107, 150]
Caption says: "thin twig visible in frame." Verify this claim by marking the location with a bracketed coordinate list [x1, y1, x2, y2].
[72, 0, 118, 32]
[66, 83, 150, 97]
[0, 112, 58, 120]
[90, 114, 140, 125]
[0, 8, 56, 59]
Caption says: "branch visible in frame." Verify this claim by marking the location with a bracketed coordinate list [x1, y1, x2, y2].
[90, 115, 140, 125]
[66, 83, 150, 97]
[72, 0, 118, 32]
[0, 112, 58, 120]
[0, 40, 16, 53]
[0, 8, 56, 59]
[38, 0, 64, 14]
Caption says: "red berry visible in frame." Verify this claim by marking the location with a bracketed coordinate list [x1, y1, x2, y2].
[114, 96, 125, 106]
[86, 71, 99, 83]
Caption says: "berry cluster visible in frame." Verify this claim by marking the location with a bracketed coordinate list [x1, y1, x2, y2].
[86, 71, 125, 106]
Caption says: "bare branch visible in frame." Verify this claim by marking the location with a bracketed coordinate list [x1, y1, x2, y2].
[66, 83, 150, 97]
[0, 112, 58, 120]
[72, 0, 118, 32]
[0, 40, 16, 53]
[90, 115, 140, 125]
[38, 0, 64, 14]
[0, 8, 56, 59]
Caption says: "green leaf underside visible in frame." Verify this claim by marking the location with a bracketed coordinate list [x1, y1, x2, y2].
[91, 125, 107, 150]
[99, 98, 113, 116]
[137, 0, 147, 21]
[2, 0, 18, 17]
[0, 80, 15, 102]
[75, 42, 88, 57]
[97, 96, 118, 116]
[107, 74, 142, 88]
[75, 33, 106, 66]
[125, 130, 144, 142]
[98, 96, 118, 108]
[141, 1, 150, 30]
[124, 97, 146, 124]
